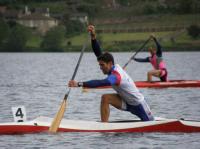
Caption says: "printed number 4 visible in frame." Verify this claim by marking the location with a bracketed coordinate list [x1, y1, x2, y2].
[12, 106, 27, 122]
[15, 108, 24, 118]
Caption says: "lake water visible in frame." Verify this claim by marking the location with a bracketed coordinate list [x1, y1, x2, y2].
[0, 52, 200, 149]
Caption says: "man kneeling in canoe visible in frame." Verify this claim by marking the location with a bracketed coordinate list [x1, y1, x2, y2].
[133, 35, 168, 82]
[68, 25, 154, 122]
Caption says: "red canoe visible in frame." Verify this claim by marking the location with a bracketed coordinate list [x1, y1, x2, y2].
[83, 80, 200, 89]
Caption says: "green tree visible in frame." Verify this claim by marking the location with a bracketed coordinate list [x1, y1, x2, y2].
[40, 25, 65, 52]
[0, 19, 10, 52]
[62, 12, 85, 37]
[164, 0, 199, 14]
[187, 25, 200, 39]
[143, 2, 157, 14]
[4, 24, 30, 52]
[64, 20, 85, 37]
[76, 3, 101, 17]
[117, 0, 131, 6]
[177, 0, 193, 14]
[0, 0, 16, 5]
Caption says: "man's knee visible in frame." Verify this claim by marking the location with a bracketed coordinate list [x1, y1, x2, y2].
[101, 94, 111, 104]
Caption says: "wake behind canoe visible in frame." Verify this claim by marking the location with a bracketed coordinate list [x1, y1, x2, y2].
[0, 116, 200, 135]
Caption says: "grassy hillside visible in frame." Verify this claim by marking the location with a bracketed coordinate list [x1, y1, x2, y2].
[2, 0, 200, 52]
[64, 30, 200, 52]
[93, 14, 199, 28]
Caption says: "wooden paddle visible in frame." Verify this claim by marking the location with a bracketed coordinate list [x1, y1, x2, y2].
[49, 34, 88, 133]
[123, 37, 151, 69]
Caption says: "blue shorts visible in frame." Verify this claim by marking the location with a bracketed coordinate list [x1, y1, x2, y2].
[124, 101, 154, 121]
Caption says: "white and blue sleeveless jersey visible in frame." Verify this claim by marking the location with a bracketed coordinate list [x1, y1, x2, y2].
[83, 64, 145, 106]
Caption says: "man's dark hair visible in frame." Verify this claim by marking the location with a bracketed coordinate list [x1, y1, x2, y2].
[97, 52, 114, 64]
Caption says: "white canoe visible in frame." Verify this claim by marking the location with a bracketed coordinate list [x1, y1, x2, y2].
[0, 116, 200, 134]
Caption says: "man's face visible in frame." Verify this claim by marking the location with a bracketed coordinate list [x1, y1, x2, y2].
[98, 60, 113, 74]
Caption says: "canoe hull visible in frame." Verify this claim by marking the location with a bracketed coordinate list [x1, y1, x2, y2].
[84, 80, 200, 89]
[136, 80, 200, 88]
[0, 117, 200, 135]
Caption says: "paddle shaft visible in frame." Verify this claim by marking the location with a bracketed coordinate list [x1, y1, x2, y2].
[64, 37, 87, 99]
[123, 38, 150, 69]
[49, 34, 88, 133]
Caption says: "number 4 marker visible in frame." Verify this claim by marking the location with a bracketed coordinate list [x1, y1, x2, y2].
[12, 106, 27, 122]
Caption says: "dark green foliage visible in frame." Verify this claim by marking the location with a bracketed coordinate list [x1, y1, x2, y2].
[62, 12, 85, 37]
[0, 0, 16, 5]
[0, 19, 10, 51]
[2, 0, 199, 16]
[4, 24, 30, 52]
[7, 20, 17, 28]
[187, 25, 200, 39]
[143, 3, 156, 15]
[117, 0, 131, 6]
[0, 0, 61, 5]
[40, 25, 65, 52]
[76, 3, 100, 17]
[65, 20, 85, 37]
[164, 0, 200, 14]
[177, 0, 193, 14]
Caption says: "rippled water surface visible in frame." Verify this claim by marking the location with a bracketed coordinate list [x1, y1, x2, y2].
[0, 52, 200, 149]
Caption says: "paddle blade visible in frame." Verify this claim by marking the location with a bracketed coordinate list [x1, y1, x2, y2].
[49, 98, 67, 133]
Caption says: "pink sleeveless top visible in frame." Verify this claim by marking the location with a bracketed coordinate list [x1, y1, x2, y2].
[149, 53, 166, 70]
